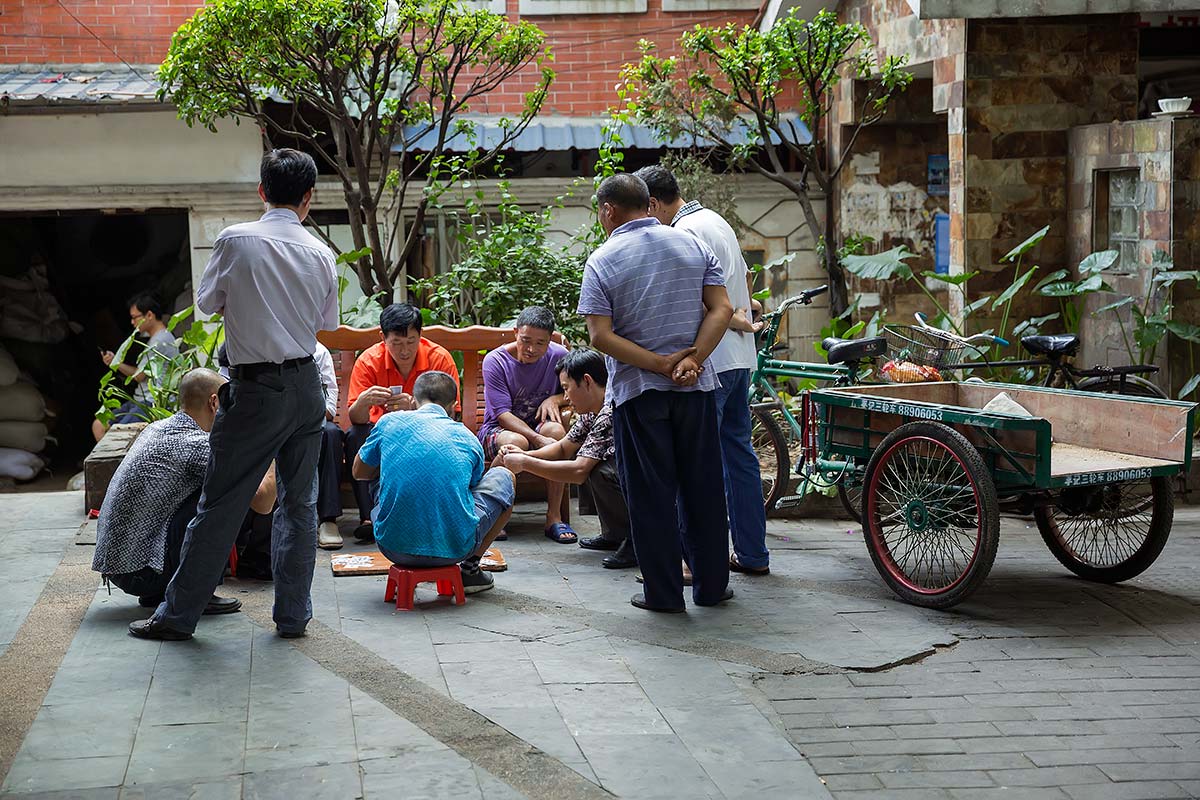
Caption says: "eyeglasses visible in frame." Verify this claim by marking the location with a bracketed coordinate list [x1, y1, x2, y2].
[130, 313, 145, 325]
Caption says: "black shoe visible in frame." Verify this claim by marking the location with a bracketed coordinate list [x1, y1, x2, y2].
[461, 568, 495, 594]
[352, 521, 375, 543]
[694, 587, 735, 607]
[278, 627, 306, 639]
[602, 552, 638, 569]
[203, 595, 243, 615]
[128, 618, 192, 641]
[137, 594, 164, 608]
[579, 536, 620, 552]
[630, 593, 685, 613]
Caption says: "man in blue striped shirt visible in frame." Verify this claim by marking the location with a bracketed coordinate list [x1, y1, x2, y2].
[577, 173, 735, 612]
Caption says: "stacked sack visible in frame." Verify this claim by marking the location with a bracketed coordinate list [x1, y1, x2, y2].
[0, 344, 49, 484]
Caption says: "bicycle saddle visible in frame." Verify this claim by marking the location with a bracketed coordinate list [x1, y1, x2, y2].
[1020, 334, 1079, 357]
[823, 336, 887, 365]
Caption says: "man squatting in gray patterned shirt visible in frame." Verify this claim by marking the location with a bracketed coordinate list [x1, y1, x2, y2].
[93, 369, 277, 614]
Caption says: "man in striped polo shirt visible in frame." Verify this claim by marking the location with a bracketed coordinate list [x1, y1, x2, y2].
[577, 173, 735, 613]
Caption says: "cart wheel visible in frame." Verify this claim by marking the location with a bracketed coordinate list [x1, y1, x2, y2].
[1035, 476, 1173, 583]
[863, 421, 1000, 609]
[750, 406, 790, 514]
[837, 472, 863, 524]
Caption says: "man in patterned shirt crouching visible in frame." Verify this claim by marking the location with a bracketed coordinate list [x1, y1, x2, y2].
[499, 348, 635, 570]
[351, 371, 514, 593]
[93, 368, 276, 613]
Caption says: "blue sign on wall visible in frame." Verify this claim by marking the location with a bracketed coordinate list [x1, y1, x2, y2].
[934, 212, 950, 275]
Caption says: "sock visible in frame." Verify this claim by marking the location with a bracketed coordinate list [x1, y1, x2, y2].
[461, 555, 481, 574]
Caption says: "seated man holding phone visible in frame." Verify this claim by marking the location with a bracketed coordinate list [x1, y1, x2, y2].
[344, 303, 460, 543]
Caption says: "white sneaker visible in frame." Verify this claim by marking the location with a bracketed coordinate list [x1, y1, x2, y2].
[317, 521, 343, 550]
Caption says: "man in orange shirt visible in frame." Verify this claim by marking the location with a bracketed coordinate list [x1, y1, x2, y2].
[344, 303, 460, 542]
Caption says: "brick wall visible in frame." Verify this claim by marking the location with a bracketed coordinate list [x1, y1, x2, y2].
[1, 0, 756, 116]
[962, 15, 1140, 332]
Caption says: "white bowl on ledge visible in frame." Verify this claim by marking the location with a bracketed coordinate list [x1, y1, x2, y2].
[1158, 97, 1193, 114]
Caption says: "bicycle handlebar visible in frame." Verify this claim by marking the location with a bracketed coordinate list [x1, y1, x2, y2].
[769, 286, 828, 317]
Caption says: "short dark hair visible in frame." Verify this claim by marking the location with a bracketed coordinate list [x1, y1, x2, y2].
[127, 292, 165, 321]
[634, 165, 681, 204]
[261, 148, 318, 207]
[515, 306, 555, 334]
[596, 173, 650, 212]
[380, 303, 422, 337]
[178, 368, 225, 410]
[413, 370, 458, 409]
[558, 348, 607, 387]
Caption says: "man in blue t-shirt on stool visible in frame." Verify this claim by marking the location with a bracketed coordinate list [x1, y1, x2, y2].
[351, 370, 514, 592]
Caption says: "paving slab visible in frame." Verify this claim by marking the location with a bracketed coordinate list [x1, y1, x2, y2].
[3, 498, 1200, 798]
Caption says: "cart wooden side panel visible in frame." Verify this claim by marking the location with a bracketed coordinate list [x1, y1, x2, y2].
[813, 382, 1197, 491]
[814, 384, 1050, 489]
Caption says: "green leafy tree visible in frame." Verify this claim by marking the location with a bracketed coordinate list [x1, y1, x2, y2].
[618, 9, 911, 315]
[413, 184, 588, 343]
[158, 0, 553, 297]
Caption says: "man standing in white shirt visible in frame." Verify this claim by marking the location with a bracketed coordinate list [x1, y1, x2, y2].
[313, 342, 345, 550]
[637, 165, 771, 576]
[130, 148, 339, 641]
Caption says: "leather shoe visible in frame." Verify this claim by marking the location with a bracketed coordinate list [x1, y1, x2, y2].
[352, 521, 375, 543]
[630, 593, 685, 613]
[602, 551, 637, 569]
[128, 618, 192, 641]
[278, 627, 307, 639]
[694, 587, 735, 607]
[579, 536, 619, 552]
[203, 595, 242, 615]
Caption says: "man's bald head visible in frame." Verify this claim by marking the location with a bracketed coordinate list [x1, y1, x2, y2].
[178, 368, 226, 413]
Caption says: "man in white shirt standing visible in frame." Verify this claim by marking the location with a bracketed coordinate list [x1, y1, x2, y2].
[637, 166, 771, 576]
[313, 342, 345, 550]
[130, 148, 339, 641]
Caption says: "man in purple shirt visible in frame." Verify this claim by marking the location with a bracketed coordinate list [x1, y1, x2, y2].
[577, 173, 735, 612]
[479, 306, 574, 543]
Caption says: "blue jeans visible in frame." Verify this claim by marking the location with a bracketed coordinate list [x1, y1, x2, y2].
[154, 360, 324, 634]
[714, 369, 769, 569]
[377, 467, 514, 567]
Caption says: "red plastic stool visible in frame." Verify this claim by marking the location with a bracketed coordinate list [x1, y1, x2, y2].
[384, 564, 466, 611]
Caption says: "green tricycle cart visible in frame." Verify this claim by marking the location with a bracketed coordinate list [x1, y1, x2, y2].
[811, 381, 1196, 609]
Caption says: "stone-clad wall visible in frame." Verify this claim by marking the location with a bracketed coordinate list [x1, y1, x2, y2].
[1068, 117, 1199, 398]
[1068, 119, 1174, 375]
[962, 15, 1140, 331]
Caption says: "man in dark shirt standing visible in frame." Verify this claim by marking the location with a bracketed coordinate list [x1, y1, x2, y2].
[130, 149, 338, 641]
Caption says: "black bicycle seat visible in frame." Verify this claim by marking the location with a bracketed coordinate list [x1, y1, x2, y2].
[1021, 334, 1079, 357]
[824, 336, 887, 365]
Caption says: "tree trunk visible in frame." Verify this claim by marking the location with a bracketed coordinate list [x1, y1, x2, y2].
[823, 220, 848, 317]
[791, 186, 848, 317]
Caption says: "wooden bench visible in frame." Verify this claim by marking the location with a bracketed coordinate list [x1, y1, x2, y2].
[317, 324, 571, 521]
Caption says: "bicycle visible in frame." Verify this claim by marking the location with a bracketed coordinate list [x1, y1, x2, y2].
[922, 313, 1166, 399]
[748, 285, 880, 517]
[748, 296, 1168, 521]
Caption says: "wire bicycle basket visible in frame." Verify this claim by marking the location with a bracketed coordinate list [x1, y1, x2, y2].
[881, 324, 984, 382]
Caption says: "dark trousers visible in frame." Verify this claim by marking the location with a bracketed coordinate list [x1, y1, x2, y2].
[154, 360, 324, 634]
[344, 422, 378, 519]
[587, 457, 630, 546]
[317, 420, 345, 523]
[613, 390, 729, 608]
[109, 489, 202, 600]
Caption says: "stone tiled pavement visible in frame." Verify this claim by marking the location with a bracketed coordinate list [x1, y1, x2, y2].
[1, 491, 1199, 798]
